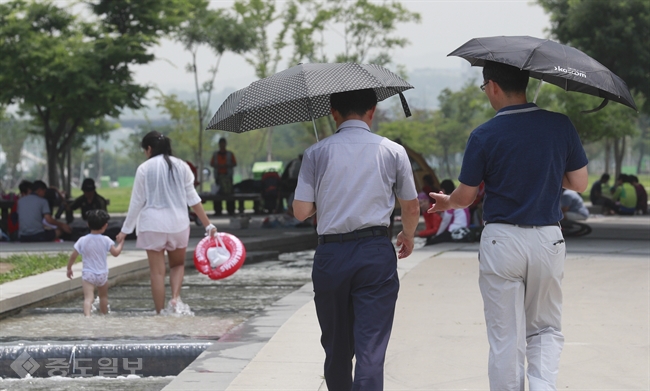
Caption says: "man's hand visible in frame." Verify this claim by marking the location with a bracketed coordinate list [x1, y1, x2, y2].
[427, 191, 451, 213]
[428, 183, 479, 214]
[396, 231, 414, 259]
[61, 223, 71, 234]
[66, 267, 73, 279]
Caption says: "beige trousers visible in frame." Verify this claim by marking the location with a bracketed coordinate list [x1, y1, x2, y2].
[479, 223, 565, 391]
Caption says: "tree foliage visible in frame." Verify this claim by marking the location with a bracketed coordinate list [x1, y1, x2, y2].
[0, 0, 189, 190]
[537, 0, 650, 113]
[176, 0, 256, 182]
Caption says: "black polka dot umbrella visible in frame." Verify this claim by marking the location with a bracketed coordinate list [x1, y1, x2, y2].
[206, 63, 414, 140]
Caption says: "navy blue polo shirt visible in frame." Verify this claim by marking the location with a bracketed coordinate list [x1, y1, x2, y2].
[459, 103, 588, 225]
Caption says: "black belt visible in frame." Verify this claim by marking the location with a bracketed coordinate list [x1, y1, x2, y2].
[318, 226, 389, 245]
[485, 220, 560, 229]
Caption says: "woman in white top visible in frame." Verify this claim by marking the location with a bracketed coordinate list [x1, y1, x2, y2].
[116, 131, 216, 314]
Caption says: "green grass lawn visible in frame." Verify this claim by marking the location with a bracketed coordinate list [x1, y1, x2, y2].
[69, 186, 133, 213]
[0, 253, 76, 284]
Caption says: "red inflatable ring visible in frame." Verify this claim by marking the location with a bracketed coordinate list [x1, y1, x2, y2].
[194, 233, 246, 280]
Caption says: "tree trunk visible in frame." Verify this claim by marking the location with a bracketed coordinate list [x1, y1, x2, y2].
[604, 139, 611, 174]
[636, 142, 645, 175]
[46, 139, 59, 188]
[443, 147, 452, 178]
[613, 136, 626, 177]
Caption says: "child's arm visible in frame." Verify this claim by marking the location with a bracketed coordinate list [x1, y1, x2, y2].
[67, 250, 79, 279]
[110, 239, 125, 257]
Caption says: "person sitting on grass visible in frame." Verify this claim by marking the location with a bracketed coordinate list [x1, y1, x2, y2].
[17, 180, 71, 242]
[66, 178, 108, 221]
[67, 210, 124, 316]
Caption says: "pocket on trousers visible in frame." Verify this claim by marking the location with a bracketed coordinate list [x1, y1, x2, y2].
[541, 239, 564, 256]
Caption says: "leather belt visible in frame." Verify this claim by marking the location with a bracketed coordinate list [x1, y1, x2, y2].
[485, 220, 560, 229]
[318, 226, 389, 245]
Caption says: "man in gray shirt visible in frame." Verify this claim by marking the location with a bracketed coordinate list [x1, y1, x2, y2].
[293, 88, 420, 390]
[18, 180, 70, 242]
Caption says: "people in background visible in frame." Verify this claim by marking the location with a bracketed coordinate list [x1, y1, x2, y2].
[67, 178, 108, 221]
[589, 173, 616, 214]
[17, 180, 71, 242]
[280, 154, 303, 215]
[630, 175, 648, 215]
[611, 174, 637, 215]
[560, 188, 589, 221]
[209, 137, 237, 215]
[8, 180, 32, 240]
[425, 179, 470, 245]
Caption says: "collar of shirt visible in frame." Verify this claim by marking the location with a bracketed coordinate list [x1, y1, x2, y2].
[336, 119, 371, 133]
[494, 102, 540, 117]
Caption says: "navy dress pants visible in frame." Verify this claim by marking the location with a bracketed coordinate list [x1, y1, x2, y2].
[312, 236, 399, 391]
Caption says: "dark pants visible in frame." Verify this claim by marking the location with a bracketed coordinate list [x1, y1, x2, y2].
[19, 230, 56, 242]
[214, 176, 235, 215]
[312, 236, 399, 391]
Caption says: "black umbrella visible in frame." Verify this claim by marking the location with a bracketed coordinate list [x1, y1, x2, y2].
[448, 36, 637, 111]
[206, 63, 413, 140]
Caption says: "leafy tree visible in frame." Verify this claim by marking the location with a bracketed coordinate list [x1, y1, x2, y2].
[176, 0, 256, 183]
[233, 0, 298, 160]
[537, 0, 649, 112]
[434, 82, 491, 177]
[534, 82, 642, 175]
[0, 0, 188, 190]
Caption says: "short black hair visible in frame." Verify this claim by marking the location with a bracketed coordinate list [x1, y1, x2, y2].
[630, 175, 639, 183]
[19, 180, 33, 194]
[600, 173, 610, 182]
[482, 61, 529, 94]
[618, 173, 630, 183]
[440, 179, 456, 195]
[31, 180, 48, 192]
[330, 89, 377, 118]
[86, 209, 110, 230]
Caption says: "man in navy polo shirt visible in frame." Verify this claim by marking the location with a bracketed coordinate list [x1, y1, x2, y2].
[429, 61, 588, 390]
[293, 88, 420, 391]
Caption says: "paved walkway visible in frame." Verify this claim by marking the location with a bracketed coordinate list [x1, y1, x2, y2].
[164, 215, 650, 390]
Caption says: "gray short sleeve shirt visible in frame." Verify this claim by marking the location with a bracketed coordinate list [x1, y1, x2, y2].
[294, 119, 417, 235]
[17, 194, 51, 236]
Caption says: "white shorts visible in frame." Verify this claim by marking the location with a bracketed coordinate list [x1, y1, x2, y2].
[136, 226, 190, 252]
[82, 271, 108, 287]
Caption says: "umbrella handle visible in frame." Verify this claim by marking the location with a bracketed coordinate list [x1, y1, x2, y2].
[399, 92, 412, 118]
[533, 80, 543, 103]
[581, 98, 609, 114]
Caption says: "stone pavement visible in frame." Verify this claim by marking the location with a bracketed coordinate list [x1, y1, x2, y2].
[164, 214, 650, 390]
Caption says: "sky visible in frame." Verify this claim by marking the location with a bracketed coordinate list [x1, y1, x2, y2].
[129, 0, 552, 109]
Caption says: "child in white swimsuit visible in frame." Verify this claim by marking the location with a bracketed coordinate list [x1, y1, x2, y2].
[67, 210, 124, 316]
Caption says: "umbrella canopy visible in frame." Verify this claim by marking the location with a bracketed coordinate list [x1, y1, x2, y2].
[206, 63, 413, 134]
[448, 36, 637, 111]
